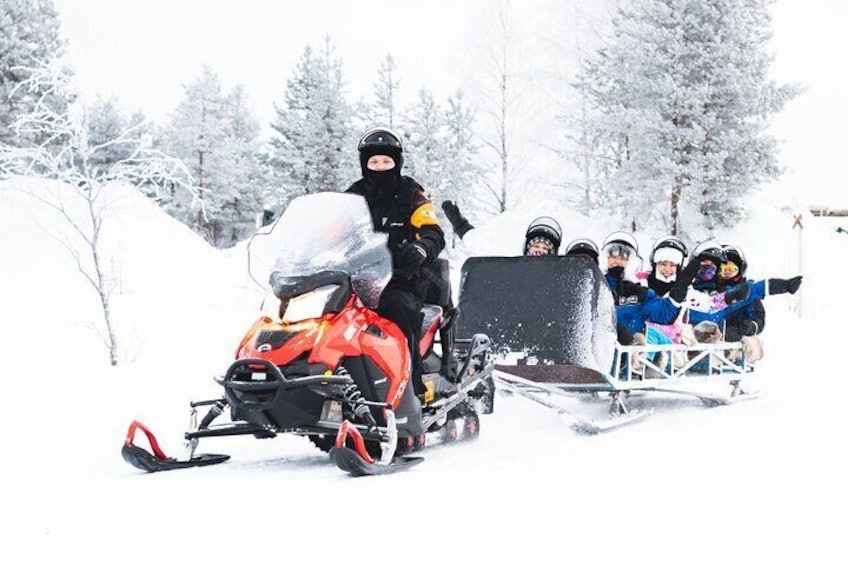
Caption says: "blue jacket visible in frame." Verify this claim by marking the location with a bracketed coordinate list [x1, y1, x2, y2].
[688, 280, 767, 325]
[606, 274, 680, 335]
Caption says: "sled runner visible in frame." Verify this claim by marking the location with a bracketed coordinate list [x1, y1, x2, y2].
[122, 193, 494, 476]
[455, 257, 758, 433]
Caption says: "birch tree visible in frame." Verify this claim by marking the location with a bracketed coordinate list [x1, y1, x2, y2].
[0, 62, 195, 366]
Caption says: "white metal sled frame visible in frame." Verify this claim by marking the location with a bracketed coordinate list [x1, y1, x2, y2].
[493, 340, 757, 434]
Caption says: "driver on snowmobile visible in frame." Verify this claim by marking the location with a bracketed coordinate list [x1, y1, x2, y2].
[345, 127, 445, 416]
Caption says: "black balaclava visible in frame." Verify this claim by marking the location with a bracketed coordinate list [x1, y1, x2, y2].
[360, 145, 403, 199]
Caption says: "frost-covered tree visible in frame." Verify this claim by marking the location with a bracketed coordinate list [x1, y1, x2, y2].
[268, 37, 357, 200]
[403, 88, 446, 197]
[0, 62, 195, 366]
[471, 0, 532, 214]
[371, 53, 400, 127]
[0, 0, 66, 147]
[85, 96, 147, 175]
[162, 66, 265, 246]
[579, 0, 798, 234]
[441, 91, 483, 218]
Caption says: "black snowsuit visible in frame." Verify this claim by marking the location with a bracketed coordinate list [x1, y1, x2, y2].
[346, 176, 445, 396]
[719, 274, 766, 342]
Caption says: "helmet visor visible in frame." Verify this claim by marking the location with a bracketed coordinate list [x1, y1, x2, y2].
[605, 243, 632, 260]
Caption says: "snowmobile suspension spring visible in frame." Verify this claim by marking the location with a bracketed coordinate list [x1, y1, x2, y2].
[199, 399, 227, 430]
[342, 383, 377, 428]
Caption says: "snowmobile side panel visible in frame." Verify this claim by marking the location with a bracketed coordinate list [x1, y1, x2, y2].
[455, 256, 616, 371]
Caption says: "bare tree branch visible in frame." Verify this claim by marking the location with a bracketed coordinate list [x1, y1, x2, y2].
[0, 60, 197, 366]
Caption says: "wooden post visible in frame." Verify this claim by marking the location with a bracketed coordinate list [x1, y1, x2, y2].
[792, 213, 803, 317]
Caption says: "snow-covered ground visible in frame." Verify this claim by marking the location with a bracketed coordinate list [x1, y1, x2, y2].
[1, 176, 843, 564]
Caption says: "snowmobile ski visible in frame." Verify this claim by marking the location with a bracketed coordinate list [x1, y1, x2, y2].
[493, 375, 650, 435]
[630, 383, 762, 408]
[122, 420, 229, 473]
[329, 447, 424, 477]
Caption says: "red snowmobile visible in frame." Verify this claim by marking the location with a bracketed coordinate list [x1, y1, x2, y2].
[122, 193, 494, 476]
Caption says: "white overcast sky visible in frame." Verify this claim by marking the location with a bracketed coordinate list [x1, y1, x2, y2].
[52, 0, 847, 206]
[53, 0, 492, 122]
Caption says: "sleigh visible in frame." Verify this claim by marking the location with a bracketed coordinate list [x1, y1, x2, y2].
[454, 256, 758, 434]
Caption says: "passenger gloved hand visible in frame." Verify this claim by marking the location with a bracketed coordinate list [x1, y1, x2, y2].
[768, 276, 803, 295]
[441, 200, 474, 238]
[724, 282, 751, 305]
[669, 260, 701, 303]
[738, 319, 760, 336]
[619, 280, 648, 301]
[395, 242, 429, 276]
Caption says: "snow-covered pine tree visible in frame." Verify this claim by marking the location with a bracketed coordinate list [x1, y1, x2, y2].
[372, 53, 400, 128]
[162, 66, 265, 246]
[579, 0, 798, 235]
[403, 87, 446, 200]
[441, 90, 482, 220]
[1, 1, 66, 148]
[268, 37, 357, 201]
[85, 96, 144, 176]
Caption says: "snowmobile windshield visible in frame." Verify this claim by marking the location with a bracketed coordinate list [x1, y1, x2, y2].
[251, 193, 392, 309]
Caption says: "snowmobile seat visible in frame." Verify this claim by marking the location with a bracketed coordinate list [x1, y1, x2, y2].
[422, 349, 443, 374]
[422, 258, 452, 308]
[420, 304, 443, 337]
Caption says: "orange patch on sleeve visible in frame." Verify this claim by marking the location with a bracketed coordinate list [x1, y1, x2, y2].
[410, 203, 440, 228]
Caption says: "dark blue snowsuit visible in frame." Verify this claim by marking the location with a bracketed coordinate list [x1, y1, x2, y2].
[605, 274, 680, 335]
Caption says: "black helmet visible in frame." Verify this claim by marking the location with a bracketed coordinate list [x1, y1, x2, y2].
[691, 239, 726, 265]
[524, 216, 562, 255]
[721, 244, 747, 277]
[564, 238, 599, 262]
[649, 235, 688, 266]
[357, 126, 403, 170]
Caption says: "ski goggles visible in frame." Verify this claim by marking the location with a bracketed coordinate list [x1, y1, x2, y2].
[605, 243, 633, 259]
[698, 263, 717, 280]
[720, 262, 740, 277]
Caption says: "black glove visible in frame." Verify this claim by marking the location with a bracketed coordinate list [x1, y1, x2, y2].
[738, 319, 759, 336]
[669, 260, 700, 303]
[724, 282, 751, 305]
[395, 242, 428, 276]
[619, 280, 648, 302]
[769, 275, 803, 295]
[441, 200, 473, 238]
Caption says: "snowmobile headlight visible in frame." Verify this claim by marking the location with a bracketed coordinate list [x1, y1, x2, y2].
[282, 285, 341, 323]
